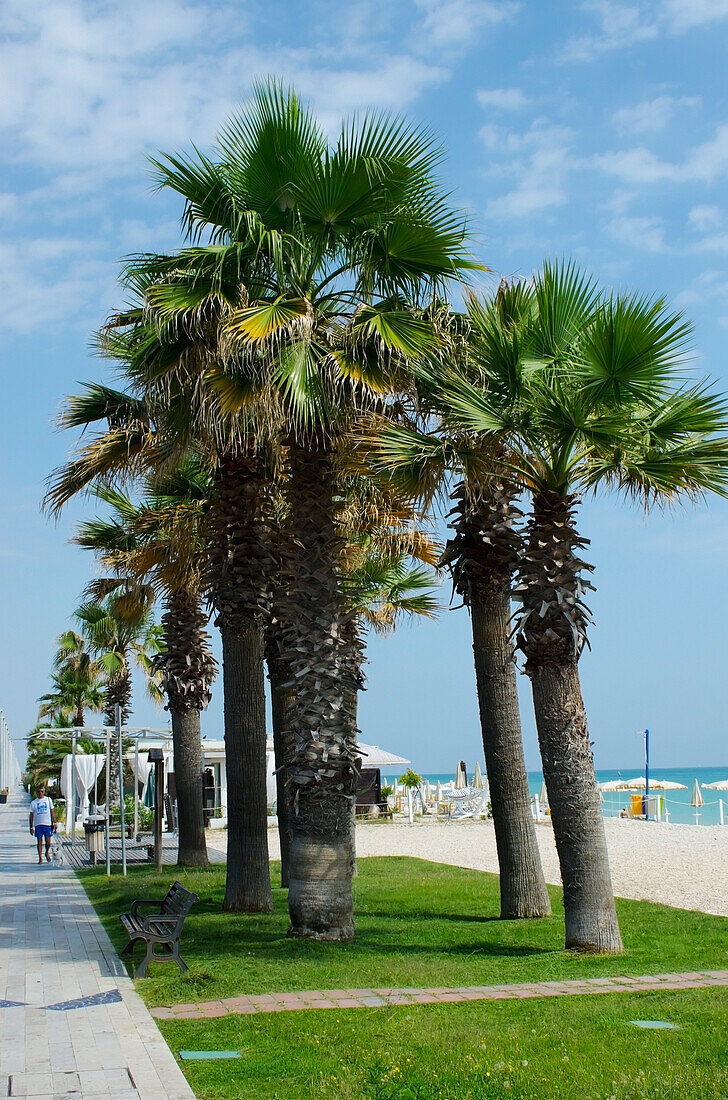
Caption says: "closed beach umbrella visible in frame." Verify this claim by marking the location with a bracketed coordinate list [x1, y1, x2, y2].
[691, 778, 704, 826]
[455, 761, 467, 789]
[143, 770, 155, 809]
[435, 780, 442, 802]
[538, 780, 548, 804]
[473, 762, 484, 789]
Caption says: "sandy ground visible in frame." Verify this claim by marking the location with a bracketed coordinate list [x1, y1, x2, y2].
[206, 816, 728, 917]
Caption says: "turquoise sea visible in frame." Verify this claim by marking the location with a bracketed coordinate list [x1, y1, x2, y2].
[382, 766, 728, 826]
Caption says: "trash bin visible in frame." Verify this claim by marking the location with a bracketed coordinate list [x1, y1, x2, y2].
[83, 818, 105, 856]
[0, 792, 8, 804]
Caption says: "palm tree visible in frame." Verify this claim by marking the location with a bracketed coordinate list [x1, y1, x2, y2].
[38, 632, 105, 727]
[46, 365, 277, 910]
[75, 592, 163, 803]
[365, 290, 551, 921]
[74, 465, 217, 867]
[137, 82, 476, 940]
[437, 262, 728, 951]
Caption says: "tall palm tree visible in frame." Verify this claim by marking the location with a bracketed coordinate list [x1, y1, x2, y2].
[46, 366, 277, 910]
[437, 262, 728, 951]
[136, 82, 477, 940]
[74, 465, 217, 867]
[75, 592, 163, 802]
[365, 290, 551, 922]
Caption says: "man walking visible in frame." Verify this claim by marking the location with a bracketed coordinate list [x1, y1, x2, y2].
[29, 784, 56, 864]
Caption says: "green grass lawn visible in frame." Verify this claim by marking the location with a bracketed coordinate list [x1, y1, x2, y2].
[78, 858, 728, 1099]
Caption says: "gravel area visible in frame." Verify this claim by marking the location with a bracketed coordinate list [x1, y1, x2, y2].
[207, 816, 728, 917]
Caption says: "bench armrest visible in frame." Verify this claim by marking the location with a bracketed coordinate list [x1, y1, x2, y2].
[130, 898, 165, 918]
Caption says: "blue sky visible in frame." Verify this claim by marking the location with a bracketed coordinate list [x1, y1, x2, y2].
[2, 0, 728, 773]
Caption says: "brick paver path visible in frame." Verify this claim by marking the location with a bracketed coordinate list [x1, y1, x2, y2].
[151, 968, 728, 1021]
[0, 790, 196, 1100]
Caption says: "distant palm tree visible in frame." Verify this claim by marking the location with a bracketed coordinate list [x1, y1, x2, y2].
[75, 593, 163, 802]
[75, 463, 217, 867]
[38, 631, 105, 727]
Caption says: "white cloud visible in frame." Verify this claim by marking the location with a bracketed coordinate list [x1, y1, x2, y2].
[664, 0, 728, 32]
[612, 95, 699, 134]
[413, 0, 519, 53]
[689, 205, 724, 232]
[0, 238, 114, 335]
[563, 0, 728, 61]
[477, 87, 528, 111]
[561, 2, 658, 62]
[605, 214, 666, 251]
[595, 123, 728, 184]
[483, 122, 575, 218]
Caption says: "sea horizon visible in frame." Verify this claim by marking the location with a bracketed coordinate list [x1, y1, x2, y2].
[381, 764, 728, 827]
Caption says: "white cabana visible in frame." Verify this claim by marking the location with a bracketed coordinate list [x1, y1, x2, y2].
[60, 750, 105, 821]
[75, 754, 105, 818]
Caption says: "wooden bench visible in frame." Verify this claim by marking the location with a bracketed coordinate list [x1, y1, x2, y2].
[119, 881, 199, 977]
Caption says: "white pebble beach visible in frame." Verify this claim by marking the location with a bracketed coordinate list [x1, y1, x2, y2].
[209, 817, 728, 918]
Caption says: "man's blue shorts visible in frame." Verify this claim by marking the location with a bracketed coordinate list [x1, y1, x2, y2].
[34, 825, 52, 839]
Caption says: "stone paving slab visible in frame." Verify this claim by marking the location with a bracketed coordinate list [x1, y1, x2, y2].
[150, 968, 728, 1021]
[0, 791, 196, 1100]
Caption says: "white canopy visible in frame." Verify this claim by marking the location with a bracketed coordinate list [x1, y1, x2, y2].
[703, 778, 728, 790]
[356, 743, 410, 769]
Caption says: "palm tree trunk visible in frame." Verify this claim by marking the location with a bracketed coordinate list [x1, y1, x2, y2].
[280, 438, 359, 941]
[206, 451, 274, 914]
[104, 667, 131, 804]
[470, 585, 551, 919]
[221, 619, 272, 911]
[519, 490, 622, 952]
[158, 589, 216, 868]
[169, 706, 208, 866]
[266, 646, 294, 888]
[443, 480, 550, 919]
[530, 663, 621, 951]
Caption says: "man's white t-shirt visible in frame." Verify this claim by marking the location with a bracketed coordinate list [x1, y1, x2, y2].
[30, 797, 53, 827]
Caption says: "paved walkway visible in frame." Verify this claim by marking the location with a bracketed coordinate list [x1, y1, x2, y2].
[0, 790, 196, 1100]
[152, 969, 728, 1020]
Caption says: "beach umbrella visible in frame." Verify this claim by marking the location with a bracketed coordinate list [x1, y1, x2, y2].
[599, 777, 686, 791]
[143, 770, 155, 809]
[690, 779, 704, 808]
[702, 778, 728, 790]
[455, 761, 467, 789]
[473, 762, 484, 789]
[538, 780, 548, 804]
[435, 780, 442, 802]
